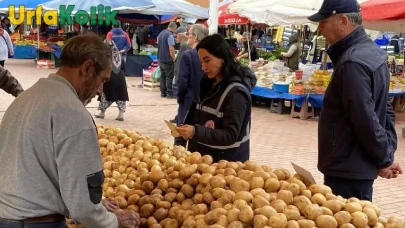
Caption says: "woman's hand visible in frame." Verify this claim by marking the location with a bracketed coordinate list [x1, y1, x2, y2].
[176, 125, 195, 140]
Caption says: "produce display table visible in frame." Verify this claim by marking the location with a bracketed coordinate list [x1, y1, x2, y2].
[12, 45, 37, 59]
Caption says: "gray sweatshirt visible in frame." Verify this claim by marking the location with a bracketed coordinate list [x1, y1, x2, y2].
[0, 74, 117, 227]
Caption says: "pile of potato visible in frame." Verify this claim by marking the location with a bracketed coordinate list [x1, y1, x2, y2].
[68, 126, 405, 228]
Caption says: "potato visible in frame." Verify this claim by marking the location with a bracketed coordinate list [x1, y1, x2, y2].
[340, 224, 355, 228]
[170, 178, 184, 189]
[252, 195, 270, 209]
[323, 199, 344, 214]
[212, 188, 226, 199]
[128, 194, 140, 205]
[149, 170, 166, 183]
[176, 192, 186, 203]
[373, 222, 385, 228]
[250, 177, 265, 189]
[187, 173, 201, 186]
[140, 203, 154, 217]
[199, 173, 213, 186]
[227, 221, 244, 228]
[210, 176, 227, 189]
[304, 204, 323, 220]
[321, 206, 334, 216]
[345, 202, 362, 213]
[140, 218, 148, 227]
[227, 208, 240, 222]
[164, 192, 177, 203]
[285, 183, 300, 196]
[269, 213, 288, 228]
[147, 216, 159, 226]
[334, 211, 351, 226]
[203, 192, 215, 204]
[192, 203, 208, 215]
[297, 220, 316, 228]
[219, 190, 235, 205]
[150, 224, 162, 228]
[347, 197, 360, 203]
[364, 204, 381, 217]
[230, 178, 250, 193]
[293, 195, 312, 214]
[217, 215, 229, 227]
[311, 193, 327, 206]
[180, 184, 195, 198]
[271, 199, 288, 213]
[309, 184, 332, 195]
[156, 201, 171, 210]
[252, 171, 272, 180]
[386, 216, 405, 228]
[211, 201, 223, 210]
[286, 220, 299, 228]
[239, 205, 254, 223]
[316, 215, 338, 228]
[273, 169, 288, 180]
[264, 178, 280, 192]
[277, 190, 293, 205]
[204, 211, 215, 225]
[283, 208, 300, 221]
[363, 207, 378, 225]
[300, 189, 312, 199]
[211, 208, 228, 221]
[234, 191, 253, 203]
[258, 206, 277, 218]
[351, 211, 368, 228]
[254, 215, 269, 228]
[182, 199, 194, 210]
[164, 219, 178, 228]
[183, 219, 196, 228]
[193, 193, 204, 204]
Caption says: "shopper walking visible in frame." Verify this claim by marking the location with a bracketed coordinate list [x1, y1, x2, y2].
[308, 0, 401, 201]
[0, 34, 140, 228]
[174, 24, 208, 147]
[94, 39, 129, 121]
[0, 27, 13, 67]
[176, 34, 257, 162]
[157, 21, 177, 98]
[107, 24, 132, 72]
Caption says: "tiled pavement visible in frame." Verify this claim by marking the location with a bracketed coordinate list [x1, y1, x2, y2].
[1, 59, 405, 217]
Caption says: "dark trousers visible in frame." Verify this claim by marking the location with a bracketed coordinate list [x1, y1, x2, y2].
[324, 176, 374, 201]
[159, 61, 174, 96]
[0, 219, 67, 228]
[0, 61, 4, 67]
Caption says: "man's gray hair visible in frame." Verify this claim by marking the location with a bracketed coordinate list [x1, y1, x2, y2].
[190, 24, 209, 42]
[345, 12, 362, 26]
[168, 21, 177, 29]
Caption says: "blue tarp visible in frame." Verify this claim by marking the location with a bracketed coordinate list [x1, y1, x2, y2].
[13, 45, 37, 59]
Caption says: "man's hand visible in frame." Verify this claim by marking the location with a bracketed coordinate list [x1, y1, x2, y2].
[120, 50, 126, 54]
[378, 162, 402, 179]
[115, 209, 140, 228]
[102, 198, 119, 212]
[176, 125, 195, 140]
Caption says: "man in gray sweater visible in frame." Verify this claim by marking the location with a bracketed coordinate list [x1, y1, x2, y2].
[0, 35, 139, 228]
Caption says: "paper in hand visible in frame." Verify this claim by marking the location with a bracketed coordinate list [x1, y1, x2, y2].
[291, 162, 317, 184]
[164, 120, 180, 137]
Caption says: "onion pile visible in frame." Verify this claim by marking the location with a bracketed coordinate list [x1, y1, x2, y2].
[65, 126, 404, 228]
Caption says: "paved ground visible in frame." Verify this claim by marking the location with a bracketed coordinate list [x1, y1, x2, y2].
[2, 59, 405, 217]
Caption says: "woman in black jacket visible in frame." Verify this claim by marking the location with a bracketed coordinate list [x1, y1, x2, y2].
[176, 34, 257, 162]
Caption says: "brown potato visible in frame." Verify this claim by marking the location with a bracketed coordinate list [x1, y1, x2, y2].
[269, 213, 288, 228]
[271, 199, 287, 213]
[140, 204, 154, 217]
[315, 215, 338, 228]
[334, 211, 351, 226]
[254, 215, 269, 228]
[311, 193, 327, 206]
[264, 178, 280, 192]
[351, 211, 368, 228]
[234, 191, 253, 203]
[277, 190, 293, 205]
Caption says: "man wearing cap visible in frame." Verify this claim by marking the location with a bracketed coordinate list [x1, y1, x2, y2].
[308, 0, 401, 201]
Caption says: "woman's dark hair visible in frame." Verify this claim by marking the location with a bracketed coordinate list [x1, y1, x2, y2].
[196, 34, 246, 82]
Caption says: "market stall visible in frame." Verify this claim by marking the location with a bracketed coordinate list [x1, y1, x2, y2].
[65, 125, 405, 228]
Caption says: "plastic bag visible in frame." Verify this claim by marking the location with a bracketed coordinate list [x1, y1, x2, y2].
[374, 34, 389, 46]
[151, 67, 161, 82]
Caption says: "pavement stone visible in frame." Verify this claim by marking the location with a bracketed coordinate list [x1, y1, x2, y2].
[1, 59, 405, 217]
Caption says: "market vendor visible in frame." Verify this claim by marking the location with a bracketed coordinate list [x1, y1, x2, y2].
[236, 32, 259, 61]
[0, 35, 139, 228]
[176, 34, 257, 163]
[281, 33, 301, 71]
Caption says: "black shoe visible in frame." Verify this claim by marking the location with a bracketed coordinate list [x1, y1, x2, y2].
[166, 95, 176, 99]
[161, 94, 167, 98]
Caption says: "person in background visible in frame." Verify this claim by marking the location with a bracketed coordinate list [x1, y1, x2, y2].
[281, 33, 302, 71]
[236, 32, 259, 61]
[0, 34, 140, 228]
[0, 27, 13, 67]
[128, 26, 141, 54]
[176, 34, 257, 162]
[1, 17, 11, 34]
[389, 33, 400, 54]
[107, 23, 132, 72]
[0, 66, 24, 97]
[94, 39, 129, 121]
[157, 21, 177, 98]
[174, 24, 209, 146]
[308, 0, 401, 201]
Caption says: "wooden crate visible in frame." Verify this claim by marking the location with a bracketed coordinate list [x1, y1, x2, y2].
[143, 79, 160, 92]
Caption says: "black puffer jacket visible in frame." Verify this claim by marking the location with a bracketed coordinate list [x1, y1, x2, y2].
[184, 68, 256, 162]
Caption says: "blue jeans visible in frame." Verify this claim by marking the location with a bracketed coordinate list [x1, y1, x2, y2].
[0, 219, 67, 228]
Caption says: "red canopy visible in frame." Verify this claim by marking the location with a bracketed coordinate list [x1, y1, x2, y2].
[218, 2, 249, 25]
[361, 0, 405, 20]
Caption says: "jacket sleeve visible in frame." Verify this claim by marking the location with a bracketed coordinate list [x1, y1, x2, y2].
[177, 52, 190, 102]
[106, 31, 112, 40]
[4, 31, 13, 53]
[339, 62, 393, 169]
[0, 66, 24, 97]
[55, 129, 118, 228]
[123, 32, 131, 50]
[193, 91, 248, 146]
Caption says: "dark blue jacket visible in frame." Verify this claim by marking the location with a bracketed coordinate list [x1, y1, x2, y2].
[184, 68, 257, 163]
[318, 26, 397, 180]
